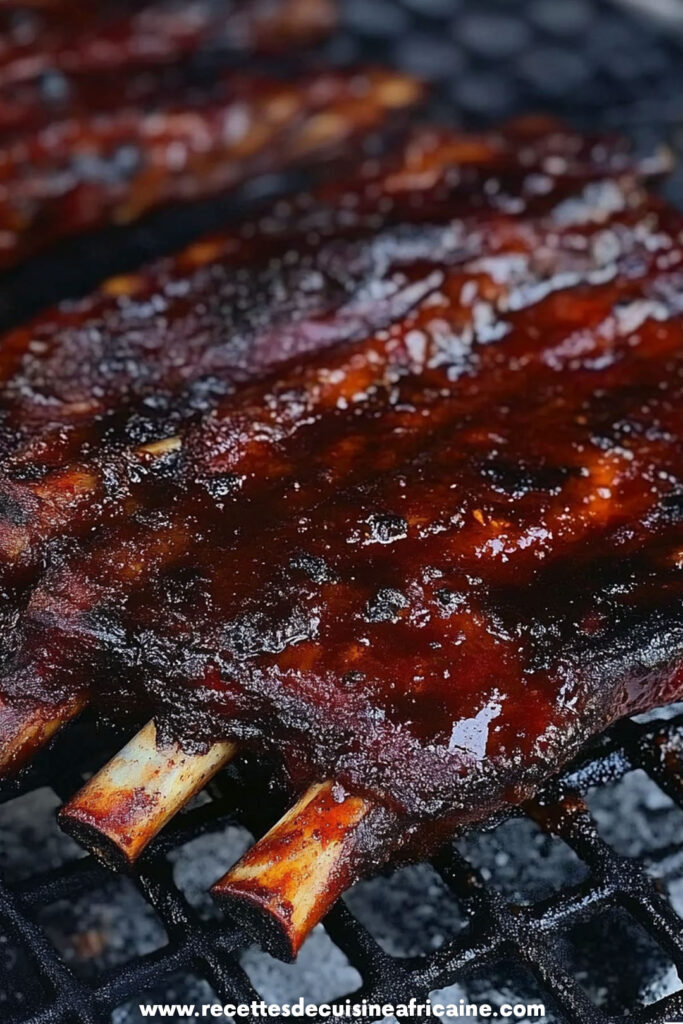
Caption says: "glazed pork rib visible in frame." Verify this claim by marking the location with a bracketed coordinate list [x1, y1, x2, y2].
[0, 0, 340, 265]
[0, 0, 335, 140]
[48, 118, 675, 867]
[0, 120, 676, 729]
[0, 67, 419, 579]
[0, 118, 667, 752]
[2, 120, 682, 956]
[12, 127, 683, 881]
[0, 66, 420, 767]
[0, 117, 662, 586]
[65, 234, 683, 954]
[0, 65, 415, 270]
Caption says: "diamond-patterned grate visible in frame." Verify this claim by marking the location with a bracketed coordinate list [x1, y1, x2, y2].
[0, 713, 682, 1023]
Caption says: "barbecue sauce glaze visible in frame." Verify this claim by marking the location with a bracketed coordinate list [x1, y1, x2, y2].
[1, 120, 681, 840]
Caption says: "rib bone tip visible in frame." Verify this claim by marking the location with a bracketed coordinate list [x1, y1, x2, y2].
[57, 805, 138, 872]
[0, 695, 84, 776]
[213, 883, 301, 962]
[59, 720, 237, 867]
[211, 780, 376, 960]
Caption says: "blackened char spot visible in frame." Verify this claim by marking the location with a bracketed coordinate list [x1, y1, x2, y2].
[364, 587, 409, 623]
[5, 463, 48, 484]
[290, 553, 338, 584]
[203, 473, 243, 500]
[434, 588, 466, 615]
[365, 513, 408, 544]
[0, 489, 30, 526]
[482, 458, 574, 498]
[658, 492, 683, 525]
[342, 670, 365, 689]
[223, 607, 318, 659]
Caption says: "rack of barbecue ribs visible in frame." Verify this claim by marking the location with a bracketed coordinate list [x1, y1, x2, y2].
[0, 68, 420, 269]
[0, 0, 336, 90]
[0, 0, 336, 140]
[0, 116, 680, 960]
[0, 0, 342, 267]
[0, 118, 661, 584]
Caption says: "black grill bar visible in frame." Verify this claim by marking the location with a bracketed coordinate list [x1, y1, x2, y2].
[0, 712, 681, 1024]
[434, 853, 602, 1024]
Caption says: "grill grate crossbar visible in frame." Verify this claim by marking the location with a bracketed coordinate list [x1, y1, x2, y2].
[0, 714, 681, 1024]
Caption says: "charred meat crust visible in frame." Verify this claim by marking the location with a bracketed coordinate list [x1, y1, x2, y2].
[0, 117, 663, 578]
[0, 120, 680, 837]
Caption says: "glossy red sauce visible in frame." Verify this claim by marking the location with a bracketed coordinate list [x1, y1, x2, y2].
[1, 120, 681, 831]
[0, 117, 658, 575]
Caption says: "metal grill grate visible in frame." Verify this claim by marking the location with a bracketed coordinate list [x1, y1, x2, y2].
[0, 713, 682, 1023]
[1, 1, 683, 1022]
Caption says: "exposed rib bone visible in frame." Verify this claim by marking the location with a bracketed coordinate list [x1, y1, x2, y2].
[211, 781, 393, 961]
[0, 694, 85, 775]
[58, 720, 236, 868]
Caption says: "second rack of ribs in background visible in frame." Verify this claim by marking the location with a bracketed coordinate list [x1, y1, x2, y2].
[0, 119, 681, 958]
[0, 0, 337, 102]
[0, 65, 418, 271]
